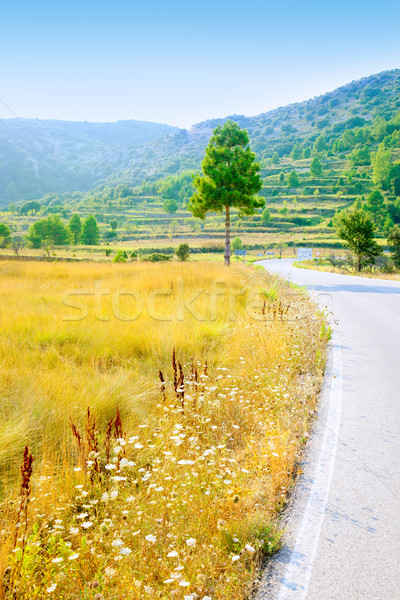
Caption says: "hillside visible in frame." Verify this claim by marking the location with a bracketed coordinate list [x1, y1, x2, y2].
[0, 119, 179, 203]
[1, 69, 400, 256]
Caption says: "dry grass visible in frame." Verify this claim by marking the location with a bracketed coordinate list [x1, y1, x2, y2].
[0, 260, 327, 600]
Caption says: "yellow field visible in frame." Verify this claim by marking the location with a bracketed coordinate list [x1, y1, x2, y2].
[0, 261, 326, 599]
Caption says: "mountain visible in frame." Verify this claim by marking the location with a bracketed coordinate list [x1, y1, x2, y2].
[1, 69, 400, 207]
[0, 119, 180, 204]
[97, 68, 400, 186]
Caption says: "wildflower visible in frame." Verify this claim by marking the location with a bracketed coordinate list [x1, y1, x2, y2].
[105, 463, 116, 470]
[119, 547, 132, 555]
[186, 538, 196, 547]
[81, 521, 93, 529]
[69, 527, 79, 534]
[68, 553, 79, 560]
[73, 467, 82, 472]
[46, 584, 57, 593]
[52, 557, 63, 563]
[77, 512, 89, 520]
[110, 489, 118, 499]
[167, 550, 178, 558]
[164, 579, 175, 584]
[245, 544, 255, 553]
[231, 555, 240, 562]
[179, 580, 190, 587]
[134, 443, 144, 449]
[105, 567, 116, 578]
[145, 534, 156, 543]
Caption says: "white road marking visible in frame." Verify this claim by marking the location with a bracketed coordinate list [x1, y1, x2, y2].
[276, 332, 343, 599]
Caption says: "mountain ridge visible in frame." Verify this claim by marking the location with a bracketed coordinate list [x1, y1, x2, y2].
[1, 68, 400, 205]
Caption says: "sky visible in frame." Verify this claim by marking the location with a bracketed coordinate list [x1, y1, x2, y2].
[1, 0, 400, 128]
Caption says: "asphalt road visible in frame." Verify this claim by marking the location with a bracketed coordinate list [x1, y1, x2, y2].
[256, 259, 400, 600]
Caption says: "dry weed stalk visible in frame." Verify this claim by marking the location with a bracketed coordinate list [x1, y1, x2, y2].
[8, 446, 34, 595]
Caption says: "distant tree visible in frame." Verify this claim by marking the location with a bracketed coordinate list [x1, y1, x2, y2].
[28, 215, 70, 248]
[163, 198, 178, 214]
[290, 142, 303, 160]
[349, 145, 371, 167]
[310, 156, 323, 177]
[313, 134, 327, 155]
[372, 144, 391, 189]
[0, 223, 12, 248]
[334, 209, 380, 271]
[232, 237, 243, 251]
[188, 121, 263, 266]
[276, 242, 288, 258]
[271, 152, 280, 165]
[392, 176, 400, 197]
[365, 190, 385, 226]
[176, 243, 190, 261]
[110, 219, 118, 231]
[11, 235, 25, 256]
[313, 188, 320, 198]
[261, 207, 271, 225]
[69, 214, 82, 244]
[383, 214, 394, 233]
[19, 201, 41, 216]
[279, 172, 285, 183]
[287, 171, 300, 188]
[303, 147, 311, 158]
[387, 225, 400, 268]
[82, 215, 100, 245]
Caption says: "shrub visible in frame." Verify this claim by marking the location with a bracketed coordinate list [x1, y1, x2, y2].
[176, 243, 190, 261]
[145, 253, 171, 262]
[113, 250, 127, 263]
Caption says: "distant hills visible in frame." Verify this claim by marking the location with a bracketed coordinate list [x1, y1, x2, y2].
[0, 119, 180, 204]
[1, 69, 400, 206]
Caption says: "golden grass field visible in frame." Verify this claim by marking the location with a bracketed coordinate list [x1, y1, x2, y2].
[0, 261, 327, 600]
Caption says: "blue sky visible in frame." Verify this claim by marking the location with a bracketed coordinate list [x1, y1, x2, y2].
[1, 0, 399, 128]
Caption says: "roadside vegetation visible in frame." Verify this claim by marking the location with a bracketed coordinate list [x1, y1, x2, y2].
[0, 261, 327, 599]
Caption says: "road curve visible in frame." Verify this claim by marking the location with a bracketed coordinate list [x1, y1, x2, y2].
[256, 259, 400, 600]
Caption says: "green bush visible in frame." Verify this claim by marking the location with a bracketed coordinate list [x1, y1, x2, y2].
[176, 243, 190, 261]
[145, 253, 171, 262]
[113, 250, 127, 263]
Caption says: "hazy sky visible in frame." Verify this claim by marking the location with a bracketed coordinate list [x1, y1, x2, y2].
[1, 0, 399, 128]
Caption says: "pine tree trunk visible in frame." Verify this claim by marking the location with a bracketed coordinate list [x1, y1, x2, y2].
[224, 205, 230, 266]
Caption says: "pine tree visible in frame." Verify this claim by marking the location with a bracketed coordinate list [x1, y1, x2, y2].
[82, 215, 100, 245]
[310, 157, 323, 177]
[69, 214, 82, 244]
[188, 121, 263, 266]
